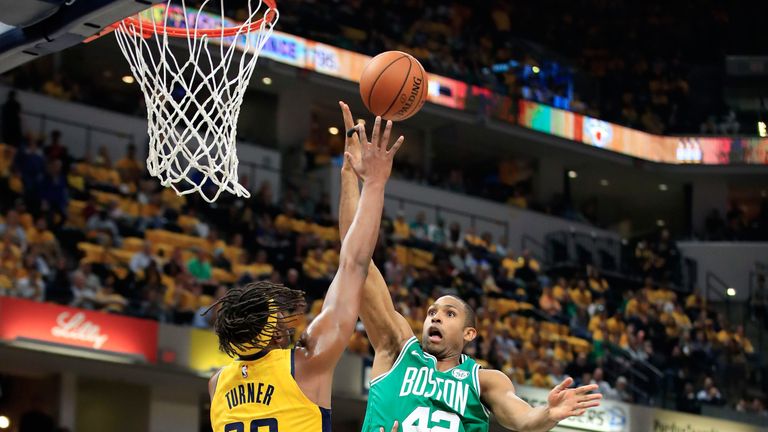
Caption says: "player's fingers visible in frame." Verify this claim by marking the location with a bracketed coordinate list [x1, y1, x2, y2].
[574, 384, 599, 394]
[390, 421, 399, 432]
[344, 152, 356, 167]
[582, 393, 603, 402]
[577, 401, 602, 409]
[572, 409, 587, 417]
[388, 136, 404, 156]
[371, 116, 381, 148]
[357, 124, 370, 150]
[339, 101, 355, 131]
[555, 377, 574, 391]
[381, 120, 393, 150]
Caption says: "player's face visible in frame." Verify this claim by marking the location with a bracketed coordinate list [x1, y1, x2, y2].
[421, 296, 476, 359]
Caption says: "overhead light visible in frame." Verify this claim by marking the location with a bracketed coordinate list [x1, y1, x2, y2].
[726, 287, 736, 297]
[0, 416, 9, 429]
[532, 66, 541, 74]
[656, 219, 665, 227]
[568, 170, 578, 179]
[328, 127, 339, 135]
[658, 184, 668, 191]
[121, 75, 134, 84]
[758, 121, 767, 138]
[600, 179, 609, 186]
[262, 77, 272, 85]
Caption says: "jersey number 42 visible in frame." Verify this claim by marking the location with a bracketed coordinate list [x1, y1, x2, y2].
[402, 407, 460, 432]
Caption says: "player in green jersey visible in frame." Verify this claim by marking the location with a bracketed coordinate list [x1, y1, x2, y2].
[337, 101, 603, 432]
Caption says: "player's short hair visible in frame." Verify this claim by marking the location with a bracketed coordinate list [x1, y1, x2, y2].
[205, 281, 305, 358]
[445, 295, 476, 328]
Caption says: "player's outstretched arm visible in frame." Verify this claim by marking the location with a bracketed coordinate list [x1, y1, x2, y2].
[295, 112, 403, 398]
[338, 101, 413, 357]
[480, 371, 602, 432]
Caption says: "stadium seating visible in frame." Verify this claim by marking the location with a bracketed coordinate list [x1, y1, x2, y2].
[0, 147, 761, 414]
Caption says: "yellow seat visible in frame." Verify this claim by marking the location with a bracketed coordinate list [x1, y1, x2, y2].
[212, 267, 236, 283]
[233, 263, 273, 278]
[224, 246, 244, 263]
[119, 199, 140, 217]
[67, 174, 86, 191]
[408, 247, 434, 269]
[178, 215, 199, 231]
[123, 237, 146, 251]
[111, 249, 135, 264]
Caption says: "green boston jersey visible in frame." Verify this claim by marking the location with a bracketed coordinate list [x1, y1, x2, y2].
[361, 336, 490, 432]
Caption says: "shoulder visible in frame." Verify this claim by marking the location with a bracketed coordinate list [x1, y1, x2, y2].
[478, 368, 515, 394]
[397, 335, 420, 354]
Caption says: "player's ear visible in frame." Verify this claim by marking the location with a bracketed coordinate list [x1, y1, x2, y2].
[463, 326, 477, 343]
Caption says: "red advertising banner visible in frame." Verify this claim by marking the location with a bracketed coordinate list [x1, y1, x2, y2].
[0, 297, 158, 363]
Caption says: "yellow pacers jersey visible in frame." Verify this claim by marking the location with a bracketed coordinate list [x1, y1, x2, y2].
[211, 349, 331, 432]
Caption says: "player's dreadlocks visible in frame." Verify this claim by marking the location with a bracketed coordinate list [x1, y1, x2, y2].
[205, 281, 306, 358]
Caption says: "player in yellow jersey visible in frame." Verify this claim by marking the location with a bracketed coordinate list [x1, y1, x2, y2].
[207, 114, 404, 432]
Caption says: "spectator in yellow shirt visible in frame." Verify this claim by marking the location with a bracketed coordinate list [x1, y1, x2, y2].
[588, 311, 606, 333]
[115, 144, 143, 184]
[94, 274, 127, 313]
[716, 328, 731, 346]
[502, 361, 526, 385]
[274, 212, 293, 232]
[392, 211, 410, 241]
[303, 247, 330, 281]
[27, 217, 55, 246]
[554, 341, 574, 363]
[625, 291, 649, 319]
[671, 304, 692, 331]
[528, 363, 553, 388]
[569, 280, 592, 309]
[463, 226, 487, 249]
[685, 292, 705, 313]
[733, 325, 754, 354]
[539, 285, 562, 318]
[606, 312, 625, 335]
[552, 277, 568, 302]
[587, 265, 609, 294]
[501, 249, 523, 279]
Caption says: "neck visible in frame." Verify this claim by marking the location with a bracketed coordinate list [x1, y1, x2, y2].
[434, 352, 462, 372]
[238, 346, 275, 361]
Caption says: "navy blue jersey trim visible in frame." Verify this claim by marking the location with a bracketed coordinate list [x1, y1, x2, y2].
[290, 349, 296, 378]
[320, 407, 332, 432]
[237, 349, 270, 362]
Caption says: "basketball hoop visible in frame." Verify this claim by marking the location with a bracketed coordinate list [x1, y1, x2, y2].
[113, 0, 278, 202]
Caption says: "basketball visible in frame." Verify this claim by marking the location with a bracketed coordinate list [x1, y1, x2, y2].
[359, 51, 429, 121]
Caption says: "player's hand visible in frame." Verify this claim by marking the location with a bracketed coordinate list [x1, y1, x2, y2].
[379, 420, 399, 432]
[547, 377, 603, 421]
[345, 115, 403, 186]
[339, 101, 360, 175]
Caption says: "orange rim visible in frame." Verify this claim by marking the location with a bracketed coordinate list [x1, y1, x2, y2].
[114, 0, 277, 38]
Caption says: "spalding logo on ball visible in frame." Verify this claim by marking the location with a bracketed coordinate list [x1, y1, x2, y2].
[359, 51, 429, 121]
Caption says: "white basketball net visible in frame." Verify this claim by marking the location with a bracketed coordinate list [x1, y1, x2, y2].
[114, 0, 277, 202]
